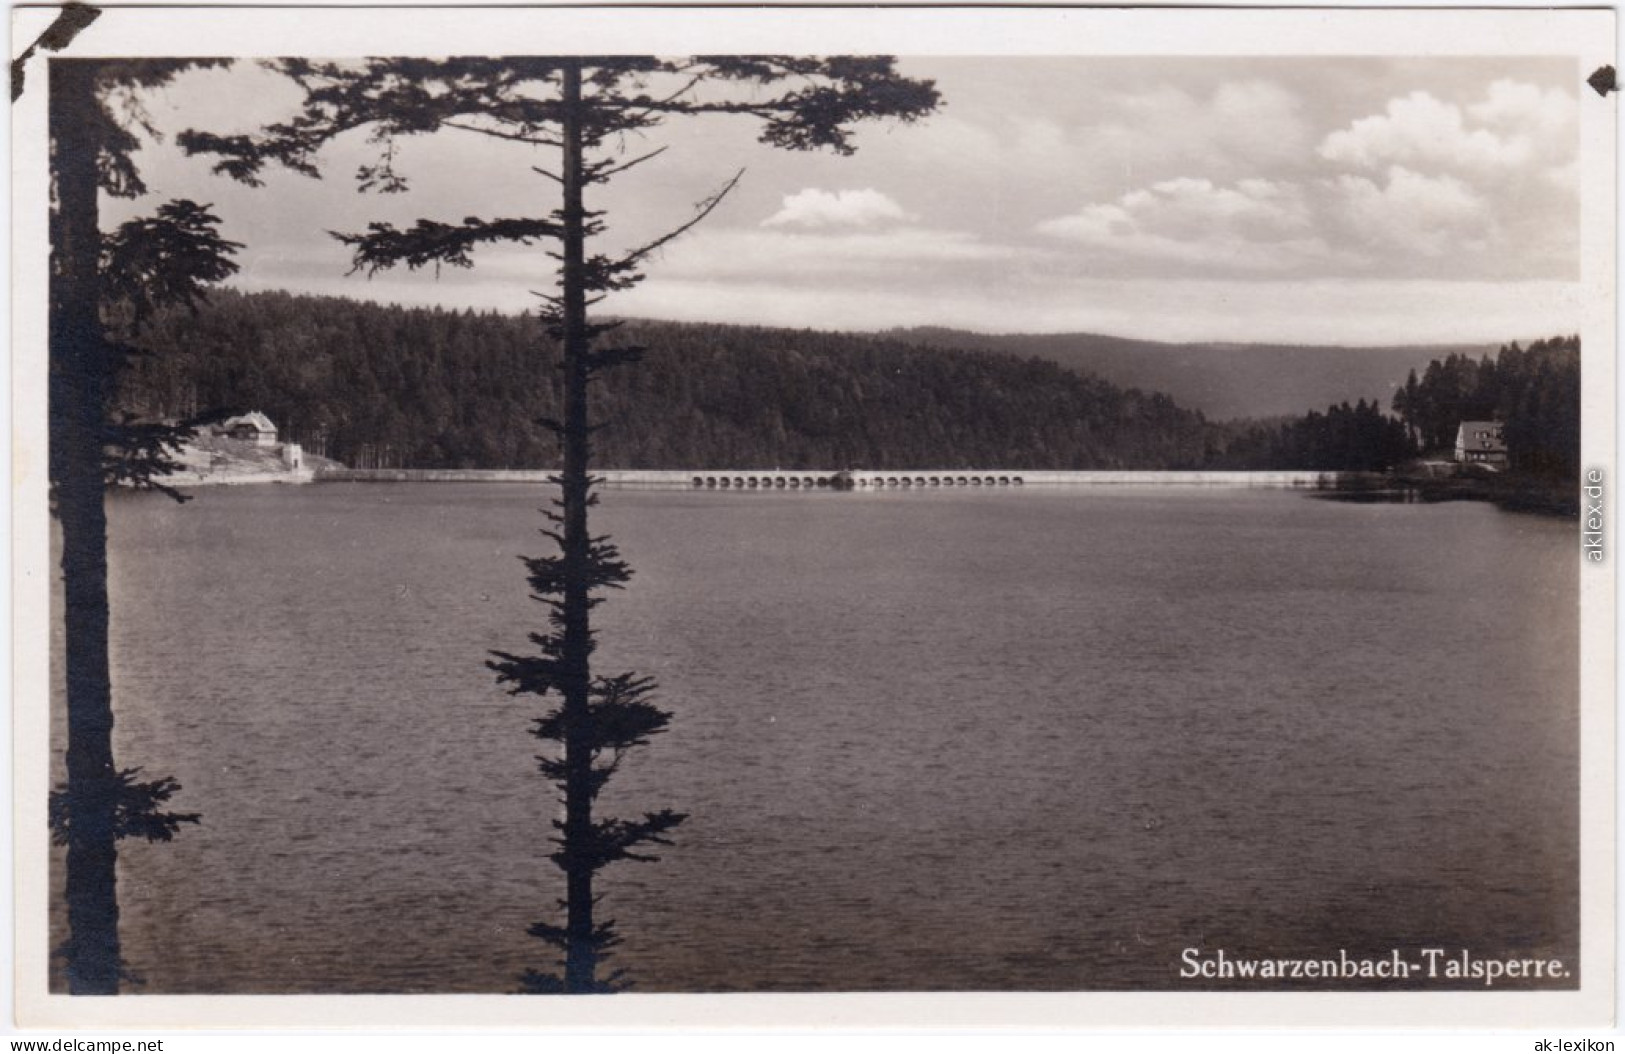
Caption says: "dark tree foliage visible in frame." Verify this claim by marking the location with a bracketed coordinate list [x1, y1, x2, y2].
[101, 199, 242, 330]
[125, 290, 1588, 480]
[119, 292, 1222, 471]
[1209, 399, 1416, 472]
[185, 55, 939, 993]
[101, 201, 245, 502]
[1391, 337, 1581, 476]
[1208, 336, 1581, 476]
[49, 770, 201, 847]
[48, 57, 232, 995]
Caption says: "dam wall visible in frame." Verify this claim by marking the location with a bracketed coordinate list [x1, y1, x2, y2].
[318, 468, 555, 484]
[170, 468, 316, 486]
[318, 468, 1345, 489]
[681, 470, 1341, 489]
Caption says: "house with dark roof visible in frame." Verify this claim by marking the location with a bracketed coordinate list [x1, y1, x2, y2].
[218, 411, 279, 447]
[1454, 421, 1507, 468]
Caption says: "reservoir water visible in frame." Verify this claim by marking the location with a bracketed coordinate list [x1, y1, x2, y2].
[52, 484, 1579, 991]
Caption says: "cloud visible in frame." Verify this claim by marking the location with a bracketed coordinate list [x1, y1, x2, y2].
[1036, 177, 1343, 273]
[1318, 82, 1576, 179]
[1207, 80, 1317, 164]
[1328, 166, 1493, 260]
[763, 188, 916, 229]
[1034, 77, 1578, 281]
[1467, 79, 1577, 139]
[1544, 160, 1580, 194]
[1314, 81, 1576, 277]
[1320, 91, 1522, 172]
[124, 58, 1582, 342]
[876, 77, 1318, 230]
[1094, 79, 1315, 179]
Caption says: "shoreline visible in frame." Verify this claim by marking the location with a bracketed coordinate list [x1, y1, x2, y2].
[1315, 471, 1578, 518]
[163, 468, 316, 486]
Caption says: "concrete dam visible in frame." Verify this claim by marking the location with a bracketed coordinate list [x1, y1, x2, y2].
[317, 468, 1345, 489]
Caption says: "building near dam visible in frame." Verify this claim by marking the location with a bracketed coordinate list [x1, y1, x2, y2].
[1454, 421, 1508, 468]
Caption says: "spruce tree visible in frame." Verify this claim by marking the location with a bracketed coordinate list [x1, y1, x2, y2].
[185, 55, 939, 992]
[47, 57, 237, 993]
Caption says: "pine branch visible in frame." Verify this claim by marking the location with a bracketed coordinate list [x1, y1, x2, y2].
[101, 199, 242, 330]
[518, 970, 567, 994]
[100, 415, 196, 504]
[176, 127, 326, 186]
[331, 216, 562, 275]
[49, 769, 201, 846]
[596, 169, 743, 285]
[529, 673, 671, 753]
[553, 811, 687, 873]
[444, 119, 561, 148]
[488, 652, 563, 697]
[585, 145, 668, 184]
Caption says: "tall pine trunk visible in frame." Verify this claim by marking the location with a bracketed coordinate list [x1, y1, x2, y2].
[556, 59, 598, 994]
[49, 58, 123, 996]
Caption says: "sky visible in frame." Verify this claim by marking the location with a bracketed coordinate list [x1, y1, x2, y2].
[106, 55, 1586, 345]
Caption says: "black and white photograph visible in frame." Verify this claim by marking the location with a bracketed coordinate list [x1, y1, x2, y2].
[10, 4, 1616, 1035]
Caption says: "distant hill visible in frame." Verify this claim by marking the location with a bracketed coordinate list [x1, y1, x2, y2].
[884, 327, 1497, 421]
[119, 290, 1542, 473]
[118, 291, 1217, 471]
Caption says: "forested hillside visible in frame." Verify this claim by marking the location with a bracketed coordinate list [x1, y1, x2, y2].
[115, 291, 1577, 477]
[1206, 400, 1417, 473]
[118, 291, 1216, 470]
[1207, 338, 1581, 478]
[1391, 337, 1581, 477]
[889, 326, 1491, 421]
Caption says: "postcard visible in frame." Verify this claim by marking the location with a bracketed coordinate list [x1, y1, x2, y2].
[10, 4, 1616, 1032]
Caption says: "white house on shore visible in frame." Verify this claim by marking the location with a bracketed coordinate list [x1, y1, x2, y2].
[218, 411, 278, 447]
[1454, 421, 1508, 467]
[167, 410, 312, 485]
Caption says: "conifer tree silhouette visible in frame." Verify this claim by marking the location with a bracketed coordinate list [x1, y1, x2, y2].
[185, 55, 938, 991]
[48, 57, 237, 993]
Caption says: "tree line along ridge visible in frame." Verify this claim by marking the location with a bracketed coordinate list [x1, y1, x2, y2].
[116, 290, 1580, 478]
